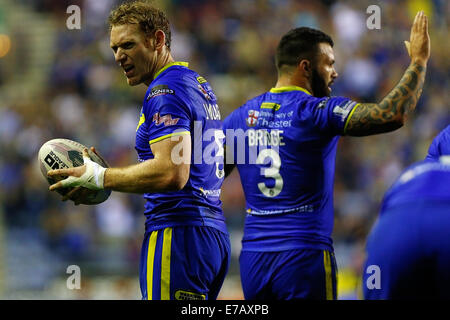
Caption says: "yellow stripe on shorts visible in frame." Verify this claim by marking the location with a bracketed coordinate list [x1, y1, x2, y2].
[323, 250, 333, 300]
[331, 252, 338, 298]
[147, 230, 158, 300]
[161, 228, 173, 300]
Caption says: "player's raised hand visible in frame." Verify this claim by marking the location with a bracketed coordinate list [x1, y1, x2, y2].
[48, 148, 106, 191]
[405, 11, 430, 64]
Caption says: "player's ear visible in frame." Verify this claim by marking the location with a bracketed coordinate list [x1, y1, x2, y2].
[298, 59, 312, 78]
[153, 30, 166, 51]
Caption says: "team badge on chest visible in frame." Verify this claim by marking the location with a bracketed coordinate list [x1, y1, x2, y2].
[246, 110, 259, 127]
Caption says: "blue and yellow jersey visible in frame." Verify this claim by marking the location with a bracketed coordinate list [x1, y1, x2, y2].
[223, 86, 359, 251]
[426, 125, 450, 160]
[135, 62, 227, 234]
[380, 157, 450, 214]
[363, 157, 450, 300]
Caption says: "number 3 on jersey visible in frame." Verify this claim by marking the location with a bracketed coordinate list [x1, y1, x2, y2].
[256, 149, 283, 197]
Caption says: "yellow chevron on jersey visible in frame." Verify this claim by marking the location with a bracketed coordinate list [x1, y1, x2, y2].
[260, 102, 281, 111]
[136, 112, 145, 132]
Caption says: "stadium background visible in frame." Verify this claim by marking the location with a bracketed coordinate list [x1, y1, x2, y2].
[0, 0, 447, 299]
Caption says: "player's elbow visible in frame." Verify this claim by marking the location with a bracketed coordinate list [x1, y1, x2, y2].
[391, 112, 407, 129]
[377, 111, 406, 134]
[379, 117, 404, 134]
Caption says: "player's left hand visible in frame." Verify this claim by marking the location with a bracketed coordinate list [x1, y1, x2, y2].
[48, 148, 106, 191]
[59, 147, 109, 205]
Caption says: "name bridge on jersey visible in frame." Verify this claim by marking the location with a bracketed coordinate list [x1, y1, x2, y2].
[169, 121, 286, 166]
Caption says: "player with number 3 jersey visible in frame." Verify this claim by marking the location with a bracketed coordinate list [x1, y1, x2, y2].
[224, 14, 430, 299]
[224, 78, 347, 300]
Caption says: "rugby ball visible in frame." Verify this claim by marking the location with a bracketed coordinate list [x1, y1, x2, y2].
[38, 138, 111, 205]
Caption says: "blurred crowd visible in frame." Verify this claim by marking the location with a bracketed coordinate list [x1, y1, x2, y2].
[0, 0, 448, 299]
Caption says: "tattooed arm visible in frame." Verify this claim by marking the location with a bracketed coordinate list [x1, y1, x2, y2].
[345, 11, 430, 137]
[344, 62, 426, 136]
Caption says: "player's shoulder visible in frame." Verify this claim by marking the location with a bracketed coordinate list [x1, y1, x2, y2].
[268, 89, 352, 113]
[303, 95, 355, 111]
[427, 125, 450, 158]
[396, 159, 443, 182]
[430, 125, 450, 145]
[151, 65, 191, 89]
[242, 92, 269, 111]
[161, 63, 207, 87]
[144, 66, 195, 106]
[437, 124, 450, 136]
[224, 92, 268, 125]
[384, 157, 450, 203]
[402, 157, 450, 180]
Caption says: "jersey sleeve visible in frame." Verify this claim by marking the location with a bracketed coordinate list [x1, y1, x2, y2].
[304, 96, 360, 136]
[143, 86, 192, 145]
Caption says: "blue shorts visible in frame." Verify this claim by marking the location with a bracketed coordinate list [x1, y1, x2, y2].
[239, 249, 338, 300]
[363, 203, 450, 299]
[139, 225, 230, 300]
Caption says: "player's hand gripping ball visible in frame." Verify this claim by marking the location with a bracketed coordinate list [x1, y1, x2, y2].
[38, 138, 111, 205]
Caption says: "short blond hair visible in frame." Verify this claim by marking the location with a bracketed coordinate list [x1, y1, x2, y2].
[108, 1, 171, 49]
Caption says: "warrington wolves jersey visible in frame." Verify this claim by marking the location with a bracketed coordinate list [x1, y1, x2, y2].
[426, 125, 450, 160]
[364, 158, 450, 299]
[223, 86, 359, 251]
[380, 158, 450, 214]
[135, 62, 227, 234]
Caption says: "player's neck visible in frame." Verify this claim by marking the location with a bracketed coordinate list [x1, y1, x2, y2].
[157, 52, 175, 72]
[146, 51, 175, 85]
[274, 75, 313, 95]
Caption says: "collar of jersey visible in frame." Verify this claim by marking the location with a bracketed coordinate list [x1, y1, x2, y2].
[153, 61, 189, 79]
[270, 86, 311, 95]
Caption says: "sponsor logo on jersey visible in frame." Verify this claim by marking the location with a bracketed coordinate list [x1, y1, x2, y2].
[197, 83, 217, 101]
[152, 112, 180, 126]
[199, 187, 222, 197]
[258, 117, 292, 128]
[260, 102, 281, 111]
[333, 100, 357, 122]
[247, 204, 315, 215]
[249, 109, 292, 128]
[317, 98, 330, 109]
[246, 110, 259, 127]
[196, 76, 207, 84]
[198, 84, 211, 100]
[175, 290, 206, 300]
[147, 84, 175, 100]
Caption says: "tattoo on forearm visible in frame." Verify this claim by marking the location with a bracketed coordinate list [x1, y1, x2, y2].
[346, 62, 426, 136]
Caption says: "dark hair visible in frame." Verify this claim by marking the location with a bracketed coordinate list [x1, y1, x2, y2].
[275, 27, 334, 71]
[108, 0, 171, 50]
